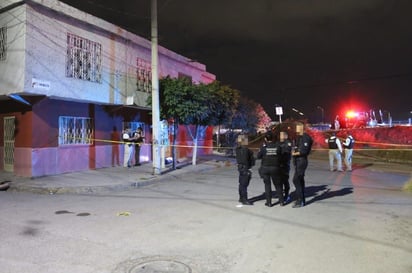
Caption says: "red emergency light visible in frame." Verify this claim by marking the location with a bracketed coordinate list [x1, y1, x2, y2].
[346, 110, 359, 119]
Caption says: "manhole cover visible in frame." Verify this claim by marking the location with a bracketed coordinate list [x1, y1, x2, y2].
[114, 257, 193, 273]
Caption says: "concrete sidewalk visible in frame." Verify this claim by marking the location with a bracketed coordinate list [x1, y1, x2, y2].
[2, 153, 410, 195]
[1, 155, 233, 195]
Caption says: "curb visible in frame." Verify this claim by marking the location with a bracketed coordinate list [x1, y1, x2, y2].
[6, 159, 233, 195]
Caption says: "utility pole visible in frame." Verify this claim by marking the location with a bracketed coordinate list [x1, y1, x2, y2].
[151, 0, 161, 174]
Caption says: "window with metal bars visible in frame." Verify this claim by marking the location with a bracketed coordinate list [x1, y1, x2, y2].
[58, 116, 93, 145]
[66, 33, 101, 83]
[0, 26, 6, 61]
[136, 58, 151, 93]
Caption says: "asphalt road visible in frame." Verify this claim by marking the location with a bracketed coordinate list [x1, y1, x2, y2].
[1, 158, 411, 273]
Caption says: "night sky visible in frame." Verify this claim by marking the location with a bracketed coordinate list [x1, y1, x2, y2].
[61, 0, 412, 122]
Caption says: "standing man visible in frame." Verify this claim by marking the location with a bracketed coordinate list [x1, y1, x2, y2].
[279, 131, 292, 203]
[235, 135, 255, 205]
[122, 127, 134, 168]
[325, 132, 343, 171]
[342, 132, 355, 171]
[257, 132, 284, 207]
[334, 115, 341, 130]
[133, 127, 144, 166]
[292, 123, 313, 208]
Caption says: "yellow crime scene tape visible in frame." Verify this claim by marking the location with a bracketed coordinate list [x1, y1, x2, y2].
[74, 136, 412, 152]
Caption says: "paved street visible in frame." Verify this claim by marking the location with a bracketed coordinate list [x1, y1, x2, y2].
[1, 157, 412, 273]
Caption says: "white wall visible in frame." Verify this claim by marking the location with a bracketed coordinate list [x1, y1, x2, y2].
[0, 4, 26, 94]
[20, 0, 215, 107]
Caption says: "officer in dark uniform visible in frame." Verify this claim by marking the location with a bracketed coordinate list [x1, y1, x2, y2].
[292, 123, 313, 208]
[257, 132, 284, 207]
[325, 132, 343, 171]
[279, 131, 292, 203]
[342, 132, 355, 171]
[235, 135, 255, 205]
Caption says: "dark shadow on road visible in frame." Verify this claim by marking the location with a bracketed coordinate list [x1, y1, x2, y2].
[306, 187, 353, 205]
[247, 185, 348, 206]
[248, 192, 266, 203]
[304, 185, 328, 198]
[248, 191, 283, 204]
[353, 163, 374, 170]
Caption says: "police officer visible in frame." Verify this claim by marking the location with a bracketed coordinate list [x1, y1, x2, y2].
[279, 131, 292, 203]
[292, 123, 313, 208]
[235, 135, 255, 205]
[257, 132, 284, 207]
[133, 127, 144, 166]
[342, 132, 355, 171]
[325, 132, 343, 171]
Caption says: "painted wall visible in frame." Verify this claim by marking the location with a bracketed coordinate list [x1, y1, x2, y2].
[0, 0, 216, 177]
[1, 101, 213, 177]
[29, 98, 152, 177]
[19, 0, 214, 106]
[0, 4, 26, 94]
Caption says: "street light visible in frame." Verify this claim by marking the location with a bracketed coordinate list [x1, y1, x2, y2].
[292, 107, 304, 116]
[317, 106, 324, 124]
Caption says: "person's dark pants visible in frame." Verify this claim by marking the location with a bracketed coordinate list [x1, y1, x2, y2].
[260, 166, 283, 205]
[293, 157, 308, 205]
[238, 165, 251, 201]
[134, 144, 141, 165]
[280, 167, 290, 199]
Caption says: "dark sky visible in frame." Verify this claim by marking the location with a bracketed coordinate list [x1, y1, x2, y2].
[61, 0, 412, 122]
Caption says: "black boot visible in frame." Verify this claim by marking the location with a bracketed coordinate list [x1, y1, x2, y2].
[239, 195, 253, 205]
[292, 200, 305, 208]
[265, 197, 272, 207]
[240, 199, 253, 205]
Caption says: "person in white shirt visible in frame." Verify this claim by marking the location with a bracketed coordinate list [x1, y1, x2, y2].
[325, 132, 343, 171]
[122, 127, 134, 168]
[342, 133, 355, 171]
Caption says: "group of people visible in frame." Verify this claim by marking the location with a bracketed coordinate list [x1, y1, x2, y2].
[325, 132, 355, 172]
[122, 127, 144, 168]
[235, 123, 313, 208]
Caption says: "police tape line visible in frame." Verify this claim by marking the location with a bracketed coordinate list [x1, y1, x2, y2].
[354, 141, 412, 148]
[312, 148, 412, 151]
[81, 137, 412, 152]
[83, 137, 218, 149]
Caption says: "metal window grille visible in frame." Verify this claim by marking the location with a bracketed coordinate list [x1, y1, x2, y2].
[0, 26, 6, 61]
[66, 33, 102, 83]
[59, 116, 93, 145]
[136, 58, 151, 93]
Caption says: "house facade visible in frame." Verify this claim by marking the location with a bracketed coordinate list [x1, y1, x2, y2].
[0, 0, 215, 177]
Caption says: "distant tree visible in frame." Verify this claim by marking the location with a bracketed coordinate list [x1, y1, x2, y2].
[206, 81, 240, 147]
[223, 97, 266, 152]
[151, 77, 236, 166]
[150, 77, 259, 165]
[180, 82, 213, 165]
[228, 96, 259, 134]
[256, 103, 272, 132]
[150, 76, 193, 169]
